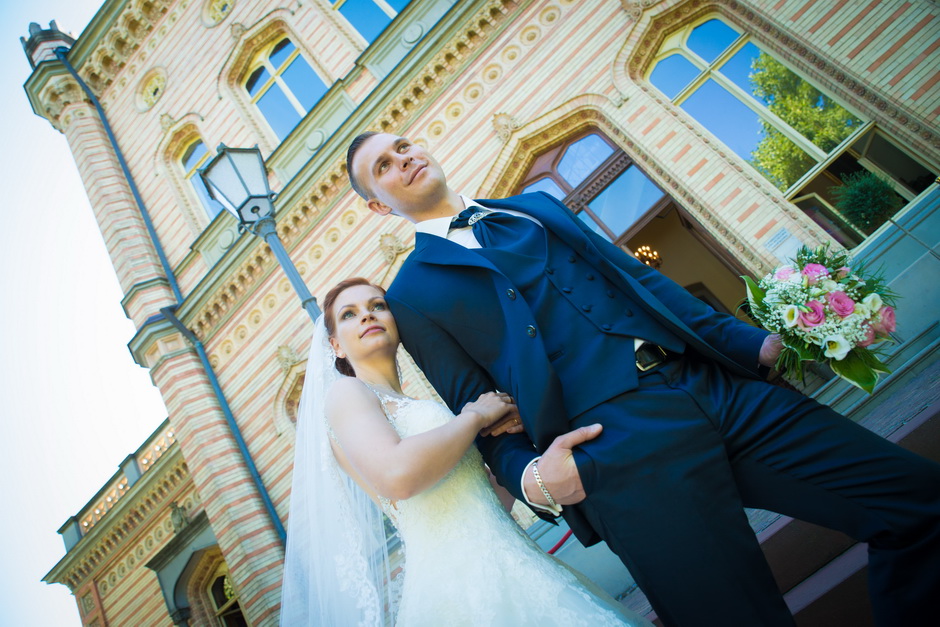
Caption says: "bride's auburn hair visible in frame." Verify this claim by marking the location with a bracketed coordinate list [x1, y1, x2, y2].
[322, 277, 388, 377]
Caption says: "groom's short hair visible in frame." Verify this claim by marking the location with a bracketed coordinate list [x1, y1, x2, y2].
[346, 131, 380, 200]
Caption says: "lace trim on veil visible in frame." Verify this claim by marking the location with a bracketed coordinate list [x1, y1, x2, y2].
[280, 317, 402, 626]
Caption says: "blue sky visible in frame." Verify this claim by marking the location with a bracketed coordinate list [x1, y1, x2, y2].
[0, 2, 169, 625]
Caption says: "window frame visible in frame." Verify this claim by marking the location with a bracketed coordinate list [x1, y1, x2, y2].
[243, 37, 330, 141]
[330, 0, 406, 43]
[180, 138, 222, 219]
[646, 15, 936, 247]
[516, 130, 673, 248]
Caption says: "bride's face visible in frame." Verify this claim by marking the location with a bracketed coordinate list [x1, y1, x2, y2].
[329, 284, 400, 366]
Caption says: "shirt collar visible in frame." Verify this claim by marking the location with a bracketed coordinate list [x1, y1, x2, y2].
[415, 195, 484, 238]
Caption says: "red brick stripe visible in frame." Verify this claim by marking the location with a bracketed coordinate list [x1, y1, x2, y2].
[809, 0, 849, 34]
[889, 37, 940, 87]
[867, 14, 934, 73]
[829, 0, 881, 48]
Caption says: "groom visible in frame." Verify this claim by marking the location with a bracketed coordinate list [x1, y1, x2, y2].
[346, 131, 940, 626]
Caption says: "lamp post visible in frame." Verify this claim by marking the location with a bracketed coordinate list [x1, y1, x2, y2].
[200, 145, 321, 322]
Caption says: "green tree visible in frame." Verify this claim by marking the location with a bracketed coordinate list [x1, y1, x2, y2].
[747, 53, 860, 191]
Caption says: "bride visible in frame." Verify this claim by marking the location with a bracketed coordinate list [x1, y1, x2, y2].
[280, 277, 650, 626]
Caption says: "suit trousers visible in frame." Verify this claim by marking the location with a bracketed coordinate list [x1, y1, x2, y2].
[570, 353, 940, 627]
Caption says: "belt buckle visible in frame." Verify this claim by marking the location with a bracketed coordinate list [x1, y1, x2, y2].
[636, 344, 667, 372]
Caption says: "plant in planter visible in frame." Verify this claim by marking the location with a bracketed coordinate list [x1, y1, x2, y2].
[829, 170, 903, 234]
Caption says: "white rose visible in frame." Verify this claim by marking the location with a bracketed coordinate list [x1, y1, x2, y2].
[853, 302, 871, 319]
[823, 335, 852, 361]
[862, 293, 883, 312]
[820, 279, 839, 292]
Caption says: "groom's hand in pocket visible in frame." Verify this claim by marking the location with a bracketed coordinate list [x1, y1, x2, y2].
[524, 424, 603, 506]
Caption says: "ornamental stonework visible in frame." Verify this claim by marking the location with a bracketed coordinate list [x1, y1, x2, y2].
[204, 0, 235, 27]
[137, 68, 166, 111]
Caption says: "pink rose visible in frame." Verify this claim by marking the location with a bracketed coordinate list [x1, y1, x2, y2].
[827, 291, 855, 317]
[857, 325, 876, 347]
[774, 266, 795, 280]
[801, 263, 829, 285]
[872, 305, 897, 336]
[798, 300, 826, 328]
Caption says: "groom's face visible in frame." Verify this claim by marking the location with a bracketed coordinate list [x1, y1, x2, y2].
[350, 133, 448, 221]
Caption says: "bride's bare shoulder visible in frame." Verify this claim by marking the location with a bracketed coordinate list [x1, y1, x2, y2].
[326, 376, 380, 418]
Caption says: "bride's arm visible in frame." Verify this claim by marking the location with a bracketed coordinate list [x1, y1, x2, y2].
[326, 377, 517, 500]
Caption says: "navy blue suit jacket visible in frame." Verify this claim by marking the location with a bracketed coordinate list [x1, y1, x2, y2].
[386, 192, 768, 535]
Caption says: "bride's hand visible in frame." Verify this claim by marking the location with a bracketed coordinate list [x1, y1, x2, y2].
[461, 392, 523, 435]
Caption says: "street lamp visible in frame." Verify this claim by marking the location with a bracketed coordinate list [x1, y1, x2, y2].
[200, 145, 321, 321]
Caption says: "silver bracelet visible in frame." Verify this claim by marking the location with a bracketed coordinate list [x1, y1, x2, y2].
[531, 460, 558, 508]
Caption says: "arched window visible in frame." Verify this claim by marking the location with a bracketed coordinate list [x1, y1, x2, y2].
[330, 0, 412, 43]
[647, 16, 934, 246]
[207, 566, 248, 627]
[181, 139, 222, 218]
[514, 128, 751, 319]
[245, 38, 328, 141]
[518, 131, 669, 246]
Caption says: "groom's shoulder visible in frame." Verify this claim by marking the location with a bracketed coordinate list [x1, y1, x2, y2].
[475, 191, 558, 208]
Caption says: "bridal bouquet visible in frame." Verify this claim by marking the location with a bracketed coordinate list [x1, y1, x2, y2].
[742, 244, 896, 393]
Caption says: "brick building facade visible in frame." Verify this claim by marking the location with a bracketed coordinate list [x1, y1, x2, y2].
[24, 1, 938, 624]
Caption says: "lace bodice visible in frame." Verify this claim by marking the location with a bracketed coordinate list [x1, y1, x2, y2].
[364, 386, 644, 627]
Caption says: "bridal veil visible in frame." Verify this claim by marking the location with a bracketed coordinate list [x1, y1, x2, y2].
[280, 316, 398, 626]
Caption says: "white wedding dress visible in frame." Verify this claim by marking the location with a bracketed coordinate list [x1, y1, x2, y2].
[369, 387, 649, 627]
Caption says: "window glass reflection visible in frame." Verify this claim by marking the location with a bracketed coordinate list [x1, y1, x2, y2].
[245, 67, 270, 97]
[258, 87, 301, 140]
[269, 39, 294, 68]
[588, 165, 665, 238]
[340, 0, 393, 42]
[558, 134, 614, 187]
[282, 59, 327, 110]
[686, 18, 739, 63]
[183, 141, 208, 172]
[649, 53, 700, 99]
[522, 177, 565, 200]
[680, 79, 762, 160]
[577, 211, 611, 241]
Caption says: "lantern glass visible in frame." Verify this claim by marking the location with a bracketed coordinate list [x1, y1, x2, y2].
[200, 146, 273, 223]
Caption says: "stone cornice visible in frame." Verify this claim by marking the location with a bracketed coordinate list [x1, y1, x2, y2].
[120, 276, 171, 318]
[68, 0, 174, 96]
[23, 62, 88, 130]
[127, 311, 182, 367]
[44, 446, 188, 591]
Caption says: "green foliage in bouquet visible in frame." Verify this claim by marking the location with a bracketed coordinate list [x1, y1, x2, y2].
[743, 243, 897, 394]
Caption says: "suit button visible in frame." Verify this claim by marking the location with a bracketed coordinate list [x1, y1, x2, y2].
[526, 325, 537, 338]
[582, 304, 593, 312]
[586, 273, 595, 281]
[562, 287, 572, 294]
[607, 289, 615, 298]
[545, 266, 555, 275]
[624, 308, 634, 317]
[506, 289, 516, 300]
[568, 255, 576, 263]
[601, 323, 612, 331]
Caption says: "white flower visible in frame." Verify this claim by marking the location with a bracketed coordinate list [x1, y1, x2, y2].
[853, 302, 871, 319]
[823, 334, 852, 361]
[782, 305, 801, 327]
[862, 293, 883, 312]
[804, 330, 824, 346]
[820, 279, 839, 292]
